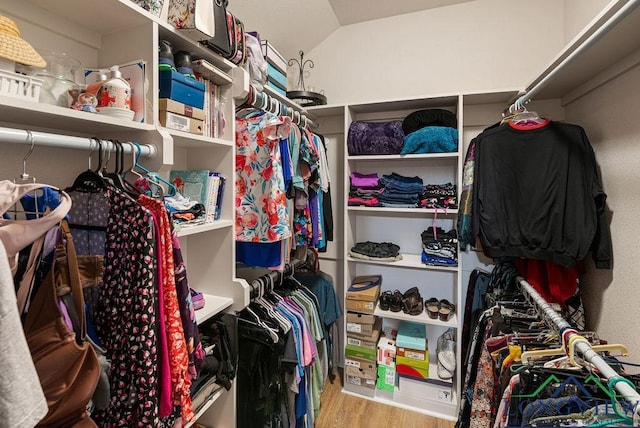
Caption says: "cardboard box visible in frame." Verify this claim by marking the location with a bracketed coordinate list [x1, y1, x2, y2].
[345, 374, 376, 389]
[377, 364, 397, 391]
[347, 317, 382, 342]
[346, 299, 376, 314]
[347, 335, 377, 350]
[159, 111, 204, 135]
[377, 336, 397, 367]
[397, 321, 427, 351]
[346, 364, 376, 381]
[346, 316, 381, 335]
[397, 347, 428, 361]
[159, 98, 205, 121]
[345, 344, 377, 361]
[347, 312, 376, 325]
[345, 356, 377, 372]
[347, 275, 382, 301]
[260, 41, 287, 74]
[396, 363, 429, 381]
[396, 354, 429, 371]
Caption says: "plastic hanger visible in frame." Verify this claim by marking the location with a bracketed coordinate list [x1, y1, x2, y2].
[520, 342, 629, 366]
[131, 142, 177, 197]
[66, 138, 109, 192]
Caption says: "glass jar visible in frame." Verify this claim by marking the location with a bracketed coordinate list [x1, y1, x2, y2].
[34, 50, 82, 107]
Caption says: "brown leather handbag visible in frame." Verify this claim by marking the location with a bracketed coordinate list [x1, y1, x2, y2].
[24, 221, 100, 427]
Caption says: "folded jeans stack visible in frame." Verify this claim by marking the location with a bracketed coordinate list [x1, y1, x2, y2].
[348, 172, 382, 207]
[421, 227, 458, 266]
[421, 183, 458, 209]
[378, 173, 423, 208]
[349, 241, 402, 262]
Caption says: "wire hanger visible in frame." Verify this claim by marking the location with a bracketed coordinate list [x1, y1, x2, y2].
[11, 130, 40, 219]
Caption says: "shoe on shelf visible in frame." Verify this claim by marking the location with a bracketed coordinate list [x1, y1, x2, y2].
[425, 298, 439, 319]
[438, 299, 455, 322]
[437, 328, 456, 379]
[379, 290, 393, 311]
[390, 290, 404, 312]
[402, 287, 423, 316]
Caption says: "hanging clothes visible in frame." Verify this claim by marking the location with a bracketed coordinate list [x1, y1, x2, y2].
[471, 120, 612, 269]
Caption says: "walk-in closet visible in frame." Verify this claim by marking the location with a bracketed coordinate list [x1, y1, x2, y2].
[1, 0, 640, 427]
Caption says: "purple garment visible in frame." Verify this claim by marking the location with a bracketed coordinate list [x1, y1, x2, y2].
[58, 298, 74, 331]
[350, 172, 379, 188]
[310, 189, 319, 247]
[172, 231, 203, 379]
[347, 120, 404, 155]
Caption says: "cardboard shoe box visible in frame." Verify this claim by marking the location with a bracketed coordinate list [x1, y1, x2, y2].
[159, 110, 204, 135]
[346, 316, 381, 336]
[160, 98, 205, 121]
[346, 312, 376, 325]
[346, 275, 382, 314]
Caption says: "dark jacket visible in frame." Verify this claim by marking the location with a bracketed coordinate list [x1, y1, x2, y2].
[472, 120, 612, 269]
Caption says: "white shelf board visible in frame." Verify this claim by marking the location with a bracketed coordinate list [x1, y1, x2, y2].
[175, 220, 233, 237]
[168, 129, 234, 149]
[193, 60, 233, 86]
[195, 294, 234, 325]
[374, 304, 458, 328]
[185, 386, 226, 428]
[347, 152, 458, 161]
[348, 95, 459, 115]
[347, 254, 458, 272]
[306, 104, 346, 118]
[342, 383, 457, 421]
[348, 206, 459, 215]
[0, 95, 154, 135]
[523, 0, 640, 100]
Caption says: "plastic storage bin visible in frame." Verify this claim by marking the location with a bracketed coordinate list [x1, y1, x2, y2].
[0, 70, 43, 102]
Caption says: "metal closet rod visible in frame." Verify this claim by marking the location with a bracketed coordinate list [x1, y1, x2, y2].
[518, 277, 640, 424]
[509, 0, 640, 112]
[0, 126, 156, 158]
[247, 85, 318, 129]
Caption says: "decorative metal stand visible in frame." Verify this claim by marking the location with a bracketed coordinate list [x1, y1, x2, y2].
[286, 51, 327, 107]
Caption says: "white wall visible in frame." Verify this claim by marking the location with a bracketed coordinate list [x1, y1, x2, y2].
[304, 0, 565, 105]
[563, 60, 640, 361]
[563, 0, 613, 43]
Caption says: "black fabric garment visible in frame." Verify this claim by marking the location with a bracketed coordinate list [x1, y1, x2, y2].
[472, 121, 612, 269]
[318, 134, 333, 251]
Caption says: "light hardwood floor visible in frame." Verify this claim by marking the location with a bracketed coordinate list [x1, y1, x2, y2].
[315, 372, 457, 428]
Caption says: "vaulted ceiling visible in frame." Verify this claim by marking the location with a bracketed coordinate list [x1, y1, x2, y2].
[228, 0, 476, 63]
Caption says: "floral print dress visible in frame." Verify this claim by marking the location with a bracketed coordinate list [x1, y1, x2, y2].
[236, 112, 292, 243]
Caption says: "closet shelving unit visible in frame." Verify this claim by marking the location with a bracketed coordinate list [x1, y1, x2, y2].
[0, 1, 249, 426]
[310, 95, 464, 419]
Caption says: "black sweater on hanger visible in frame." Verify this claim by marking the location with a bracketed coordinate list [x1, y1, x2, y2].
[472, 120, 612, 269]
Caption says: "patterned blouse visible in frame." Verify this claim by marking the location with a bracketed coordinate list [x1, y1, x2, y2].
[139, 196, 194, 424]
[235, 112, 292, 242]
[94, 189, 159, 427]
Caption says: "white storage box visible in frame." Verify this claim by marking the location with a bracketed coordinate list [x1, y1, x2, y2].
[0, 70, 43, 102]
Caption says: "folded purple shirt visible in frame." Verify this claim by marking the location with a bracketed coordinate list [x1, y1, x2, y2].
[350, 172, 379, 188]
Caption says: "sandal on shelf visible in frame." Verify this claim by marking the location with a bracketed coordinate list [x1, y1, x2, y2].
[425, 298, 439, 319]
[438, 299, 455, 322]
[379, 291, 393, 311]
[390, 290, 404, 312]
[402, 287, 423, 316]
